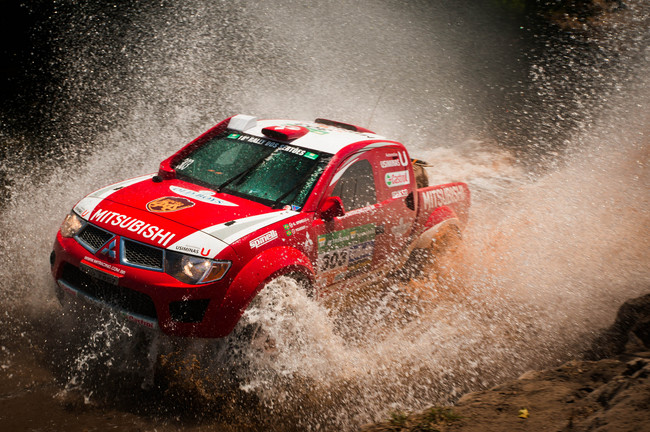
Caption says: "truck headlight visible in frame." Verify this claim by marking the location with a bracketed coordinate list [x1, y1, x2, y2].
[60, 212, 85, 238]
[165, 251, 231, 284]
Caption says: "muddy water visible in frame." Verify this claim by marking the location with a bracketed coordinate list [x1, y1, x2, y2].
[1, 1, 649, 431]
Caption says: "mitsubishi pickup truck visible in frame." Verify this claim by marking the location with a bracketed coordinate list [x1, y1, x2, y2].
[50, 115, 470, 338]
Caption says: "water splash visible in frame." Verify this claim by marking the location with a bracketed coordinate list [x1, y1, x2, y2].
[1, 113, 647, 430]
[27, 105, 642, 431]
[0, 0, 648, 430]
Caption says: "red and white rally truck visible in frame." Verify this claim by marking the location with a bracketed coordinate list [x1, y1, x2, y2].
[51, 115, 470, 338]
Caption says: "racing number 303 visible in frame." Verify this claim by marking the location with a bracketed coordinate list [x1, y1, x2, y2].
[320, 249, 349, 272]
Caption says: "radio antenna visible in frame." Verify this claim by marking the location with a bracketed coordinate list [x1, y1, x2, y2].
[366, 81, 390, 130]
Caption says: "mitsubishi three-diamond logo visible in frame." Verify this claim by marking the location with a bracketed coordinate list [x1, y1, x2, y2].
[100, 238, 117, 259]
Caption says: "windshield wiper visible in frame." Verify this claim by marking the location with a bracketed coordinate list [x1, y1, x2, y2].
[271, 161, 324, 209]
[216, 152, 271, 192]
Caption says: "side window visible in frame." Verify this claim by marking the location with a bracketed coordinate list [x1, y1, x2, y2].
[331, 159, 377, 211]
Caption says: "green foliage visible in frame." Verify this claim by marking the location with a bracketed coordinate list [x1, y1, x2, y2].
[389, 410, 409, 429]
[424, 407, 463, 423]
[383, 407, 461, 431]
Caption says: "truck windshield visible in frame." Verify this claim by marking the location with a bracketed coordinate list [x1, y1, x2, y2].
[173, 132, 331, 209]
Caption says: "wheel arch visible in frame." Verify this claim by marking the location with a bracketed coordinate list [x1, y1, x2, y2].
[215, 246, 315, 336]
[414, 206, 462, 249]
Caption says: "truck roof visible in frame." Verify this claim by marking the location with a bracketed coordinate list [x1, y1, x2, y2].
[228, 115, 389, 155]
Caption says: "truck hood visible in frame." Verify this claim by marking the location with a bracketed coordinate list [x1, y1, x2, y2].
[72, 175, 298, 257]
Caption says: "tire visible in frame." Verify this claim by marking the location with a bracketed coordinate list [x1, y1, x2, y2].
[428, 225, 462, 276]
[233, 273, 313, 354]
[397, 225, 462, 281]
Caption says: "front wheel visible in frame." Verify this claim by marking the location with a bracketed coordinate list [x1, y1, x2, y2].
[233, 273, 314, 354]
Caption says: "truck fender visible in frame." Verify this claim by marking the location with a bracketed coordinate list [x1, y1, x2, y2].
[414, 206, 461, 249]
[215, 246, 315, 335]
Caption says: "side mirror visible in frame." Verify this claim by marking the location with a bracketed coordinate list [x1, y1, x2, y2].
[157, 160, 177, 180]
[319, 196, 345, 221]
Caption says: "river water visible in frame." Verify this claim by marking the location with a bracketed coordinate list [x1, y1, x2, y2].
[1, 1, 648, 430]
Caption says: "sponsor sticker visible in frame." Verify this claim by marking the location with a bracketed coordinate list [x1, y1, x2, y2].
[380, 159, 401, 168]
[250, 230, 279, 248]
[74, 203, 91, 219]
[173, 245, 201, 255]
[421, 185, 467, 210]
[345, 205, 376, 217]
[83, 256, 126, 275]
[317, 224, 375, 276]
[382, 151, 409, 167]
[391, 188, 408, 199]
[170, 186, 238, 207]
[232, 134, 279, 148]
[385, 170, 410, 188]
[124, 314, 155, 328]
[90, 209, 176, 247]
[304, 151, 319, 160]
[285, 218, 309, 228]
[147, 196, 195, 213]
[278, 144, 306, 156]
[176, 158, 194, 170]
[80, 262, 120, 285]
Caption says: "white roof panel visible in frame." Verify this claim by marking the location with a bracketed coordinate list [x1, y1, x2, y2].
[237, 118, 388, 155]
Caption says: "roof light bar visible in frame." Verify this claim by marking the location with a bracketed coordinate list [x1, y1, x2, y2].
[262, 125, 309, 141]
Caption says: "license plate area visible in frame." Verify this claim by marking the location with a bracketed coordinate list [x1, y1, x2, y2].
[79, 262, 120, 286]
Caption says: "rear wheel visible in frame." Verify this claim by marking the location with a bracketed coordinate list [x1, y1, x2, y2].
[428, 225, 462, 276]
[397, 225, 462, 281]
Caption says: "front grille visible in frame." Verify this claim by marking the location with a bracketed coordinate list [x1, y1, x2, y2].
[78, 224, 114, 251]
[123, 239, 164, 270]
[76, 223, 164, 271]
[61, 264, 157, 319]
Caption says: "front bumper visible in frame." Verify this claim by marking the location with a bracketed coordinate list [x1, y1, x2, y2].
[51, 232, 241, 338]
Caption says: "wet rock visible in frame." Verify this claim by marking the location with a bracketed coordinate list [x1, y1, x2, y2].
[586, 292, 650, 359]
[361, 292, 650, 432]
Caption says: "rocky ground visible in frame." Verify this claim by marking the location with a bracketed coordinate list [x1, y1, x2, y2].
[361, 293, 650, 432]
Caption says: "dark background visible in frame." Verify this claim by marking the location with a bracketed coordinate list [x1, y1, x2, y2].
[0, 0, 645, 186]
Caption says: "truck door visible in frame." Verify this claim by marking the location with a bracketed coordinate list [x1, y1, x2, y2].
[370, 146, 417, 270]
[313, 145, 417, 287]
[314, 152, 380, 287]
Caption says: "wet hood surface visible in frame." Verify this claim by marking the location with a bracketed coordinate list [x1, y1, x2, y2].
[102, 177, 276, 231]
